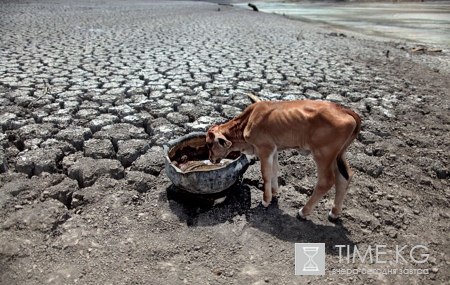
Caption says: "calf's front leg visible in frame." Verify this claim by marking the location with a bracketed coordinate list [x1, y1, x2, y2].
[258, 146, 277, 207]
[271, 151, 279, 196]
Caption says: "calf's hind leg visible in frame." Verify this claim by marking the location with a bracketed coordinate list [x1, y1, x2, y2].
[329, 159, 354, 220]
[297, 156, 335, 219]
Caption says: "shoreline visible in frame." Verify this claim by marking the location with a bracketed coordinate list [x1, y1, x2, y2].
[231, 1, 450, 45]
[207, 0, 447, 3]
[228, 0, 450, 73]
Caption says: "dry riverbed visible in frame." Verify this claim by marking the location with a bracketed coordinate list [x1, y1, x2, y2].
[0, 0, 449, 284]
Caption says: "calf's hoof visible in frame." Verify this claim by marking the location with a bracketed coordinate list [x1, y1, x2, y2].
[328, 210, 340, 223]
[296, 208, 307, 220]
[256, 201, 268, 210]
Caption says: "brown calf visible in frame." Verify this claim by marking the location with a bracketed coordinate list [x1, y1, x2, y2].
[206, 99, 361, 220]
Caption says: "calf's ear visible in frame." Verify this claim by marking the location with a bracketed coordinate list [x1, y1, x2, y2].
[207, 124, 219, 139]
[208, 124, 219, 131]
[218, 138, 232, 148]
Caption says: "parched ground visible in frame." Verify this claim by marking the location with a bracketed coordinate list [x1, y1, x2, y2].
[0, 1, 449, 284]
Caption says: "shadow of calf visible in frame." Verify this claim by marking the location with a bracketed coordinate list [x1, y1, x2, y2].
[166, 182, 354, 255]
[246, 198, 355, 255]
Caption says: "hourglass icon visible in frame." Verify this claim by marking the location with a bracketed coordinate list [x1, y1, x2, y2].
[303, 247, 319, 271]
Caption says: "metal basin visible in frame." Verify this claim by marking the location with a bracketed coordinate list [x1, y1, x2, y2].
[163, 132, 249, 194]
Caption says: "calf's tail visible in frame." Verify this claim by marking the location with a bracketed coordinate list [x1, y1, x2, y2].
[247, 93, 261, 103]
[336, 109, 362, 180]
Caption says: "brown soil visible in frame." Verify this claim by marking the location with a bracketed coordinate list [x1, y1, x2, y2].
[0, 1, 449, 284]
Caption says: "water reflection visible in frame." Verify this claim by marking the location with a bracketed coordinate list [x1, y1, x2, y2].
[235, 2, 450, 45]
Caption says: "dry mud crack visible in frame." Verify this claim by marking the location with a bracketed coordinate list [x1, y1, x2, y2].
[0, 0, 449, 284]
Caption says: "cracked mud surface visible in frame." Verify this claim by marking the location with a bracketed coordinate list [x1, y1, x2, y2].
[0, 0, 449, 284]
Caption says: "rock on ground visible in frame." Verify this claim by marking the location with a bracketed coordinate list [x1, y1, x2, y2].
[2, 199, 69, 233]
[130, 146, 165, 176]
[65, 156, 125, 187]
[83, 139, 115, 159]
[15, 148, 64, 177]
[116, 139, 151, 168]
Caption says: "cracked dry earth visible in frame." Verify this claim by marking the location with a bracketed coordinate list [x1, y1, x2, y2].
[1, 0, 450, 284]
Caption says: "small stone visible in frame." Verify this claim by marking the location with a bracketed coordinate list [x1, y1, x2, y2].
[428, 257, 437, 265]
[431, 267, 438, 273]
[388, 229, 397, 238]
[71, 197, 82, 209]
[439, 212, 450, 219]
[434, 168, 448, 179]
[359, 131, 378, 145]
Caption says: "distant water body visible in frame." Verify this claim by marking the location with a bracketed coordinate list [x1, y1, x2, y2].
[235, 2, 450, 45]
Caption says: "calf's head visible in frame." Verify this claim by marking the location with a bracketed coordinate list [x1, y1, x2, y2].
[206, 124, 232, 163]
